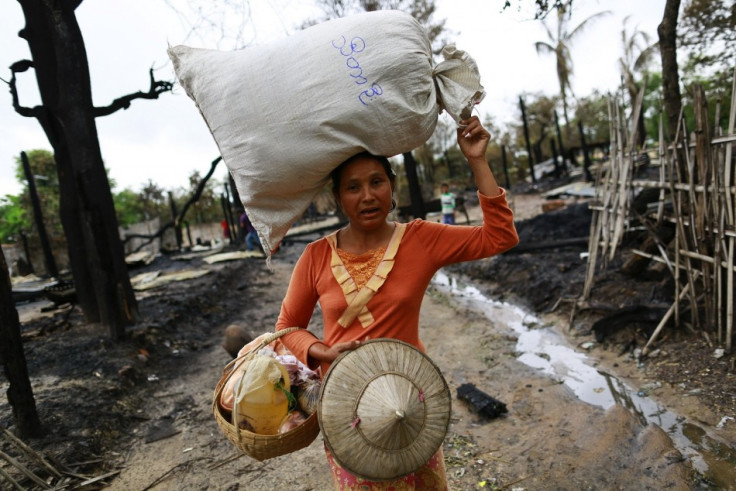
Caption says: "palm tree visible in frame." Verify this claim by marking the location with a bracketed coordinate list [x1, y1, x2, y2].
[618, 16, 659, 148]
[534, 7, 611, 133]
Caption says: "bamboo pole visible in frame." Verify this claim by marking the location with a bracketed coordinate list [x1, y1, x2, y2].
[724, 67, 736, 226]
[728, 238, 734, 352]
[725, 68, 736, 351]
[2, 429, 61, 479]
[0, 449, 50, 489]
[656, 118, 667, 225]
[0, 465, 24, 491]
[642, 283, 691, 357]
[587, 83, 735, 347]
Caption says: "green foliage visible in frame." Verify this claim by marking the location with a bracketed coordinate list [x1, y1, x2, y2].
[13, 150, 64, 240]
[14, 149, 58, 187]
[1, 147, 234, 248]
[509, 93, 558, 157]
[113, 188, 146, 227]
[680, 0, 735, 75]
[114, 170, 226, 231]
[0, 195, 29, 242]
[680, 67, 735, 136]
[136, 179, 168, 222]
[573, 91, 612, 145]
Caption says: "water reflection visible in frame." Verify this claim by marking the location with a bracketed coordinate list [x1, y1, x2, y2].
[433, 271, 736, 486]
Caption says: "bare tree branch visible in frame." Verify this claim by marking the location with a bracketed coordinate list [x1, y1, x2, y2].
[123, 156, 223, 252]
[93, 68, 174, 117]
[502, 0, 574, 20]
[7, 59, 41, 118]
[62, 0, 84, 11]
[175, 156, 223, 228]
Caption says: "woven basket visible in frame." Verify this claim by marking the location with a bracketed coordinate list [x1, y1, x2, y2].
[213, 327, 320, 461]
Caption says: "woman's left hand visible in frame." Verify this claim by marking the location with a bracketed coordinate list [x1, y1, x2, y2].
[456, 115, 501, 197]
[456, 116, 490, 161]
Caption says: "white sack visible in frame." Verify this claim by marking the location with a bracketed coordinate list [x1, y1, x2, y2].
[168, 10, 484, 256]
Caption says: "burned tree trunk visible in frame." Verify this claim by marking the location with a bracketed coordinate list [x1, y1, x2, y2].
[0, 247, 42, 438]
[168, 191, 183, 250]
[10, 0, 171, 338]
[15, 0, 138, 338]
[578, 121, 594, 182]
[520, 96, 536, 184]
[20, 151, 57, 278]
[402, 151, 426, 220]
[658, 0, 682, 143]
[500, 145, 511, 189]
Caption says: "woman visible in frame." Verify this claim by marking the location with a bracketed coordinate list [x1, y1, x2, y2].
[276, 116, 518, 489]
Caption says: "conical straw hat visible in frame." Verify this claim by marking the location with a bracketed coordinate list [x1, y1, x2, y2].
[318, 339, 451, 481]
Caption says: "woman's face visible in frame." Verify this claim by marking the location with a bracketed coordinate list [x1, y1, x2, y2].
[335, 156, 394, 231]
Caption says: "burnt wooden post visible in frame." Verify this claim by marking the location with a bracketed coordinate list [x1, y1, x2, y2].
[402, 152, 426, 219]
[577, 121, 594, 182]
[183, 221, 193, 249]
[168, 191, 182, 250]
[229, 174, 245, 242]
[533, 137, 544, 168]
[550, 139, 561, 178]
[223, 183, 237, 243]
[0, 247, 43, 438]
[554, 110, 568, 172]
[19, 231, 34, 274]
[519, 96, 536, 184]
[20, 151, 58, 277]
[500, 145, 511, 189]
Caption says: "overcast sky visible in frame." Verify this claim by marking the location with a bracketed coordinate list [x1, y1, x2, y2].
[0, 0, 666, 197]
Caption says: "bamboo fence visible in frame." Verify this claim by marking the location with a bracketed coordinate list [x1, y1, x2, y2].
[583, 70, 736, 355]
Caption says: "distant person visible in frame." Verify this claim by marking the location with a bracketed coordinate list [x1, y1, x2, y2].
[221, 219, 230, 239]
[440, 182, 456, 224]
[240, 211, 261, 251]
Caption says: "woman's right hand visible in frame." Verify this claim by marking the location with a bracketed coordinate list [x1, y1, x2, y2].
[308, 339, 361, 364]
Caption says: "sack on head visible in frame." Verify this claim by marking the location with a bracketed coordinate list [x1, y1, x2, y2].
[168, 10, 484, 256]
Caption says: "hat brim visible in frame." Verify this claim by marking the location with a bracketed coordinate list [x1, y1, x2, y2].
[318, 339, 451, 481]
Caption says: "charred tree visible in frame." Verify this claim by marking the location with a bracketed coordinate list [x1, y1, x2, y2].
[0, 247, 43, 438]
[577, 121, 593, 182]
[550, 139, 561, 178]
[519, 96, 536, 184]
[9, 0, 173, 339]
[500, 145, 511, 189]
[657, 0, 683, 143]
[402, 151, 426, 220]
[20, 151, 57, 278]
[168, 191, 183, 250]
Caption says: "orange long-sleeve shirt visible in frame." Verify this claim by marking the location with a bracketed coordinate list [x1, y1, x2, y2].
[276, 190, 518, 374]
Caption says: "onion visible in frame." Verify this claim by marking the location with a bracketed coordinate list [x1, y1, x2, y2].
[296, 378, 321, 415]
[278, 411, 307, 434]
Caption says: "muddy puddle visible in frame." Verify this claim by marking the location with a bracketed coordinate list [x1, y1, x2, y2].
[434, 271, 736, 488]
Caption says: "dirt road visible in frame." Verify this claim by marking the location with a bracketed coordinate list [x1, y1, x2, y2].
[106, 246, 694, 490]
[5, 192, 733, 490]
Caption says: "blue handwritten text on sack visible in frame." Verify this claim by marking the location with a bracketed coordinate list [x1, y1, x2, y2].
[331, 35, 383, 106]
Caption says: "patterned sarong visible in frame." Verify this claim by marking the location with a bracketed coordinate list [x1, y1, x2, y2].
[325, 445, 448, 490]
